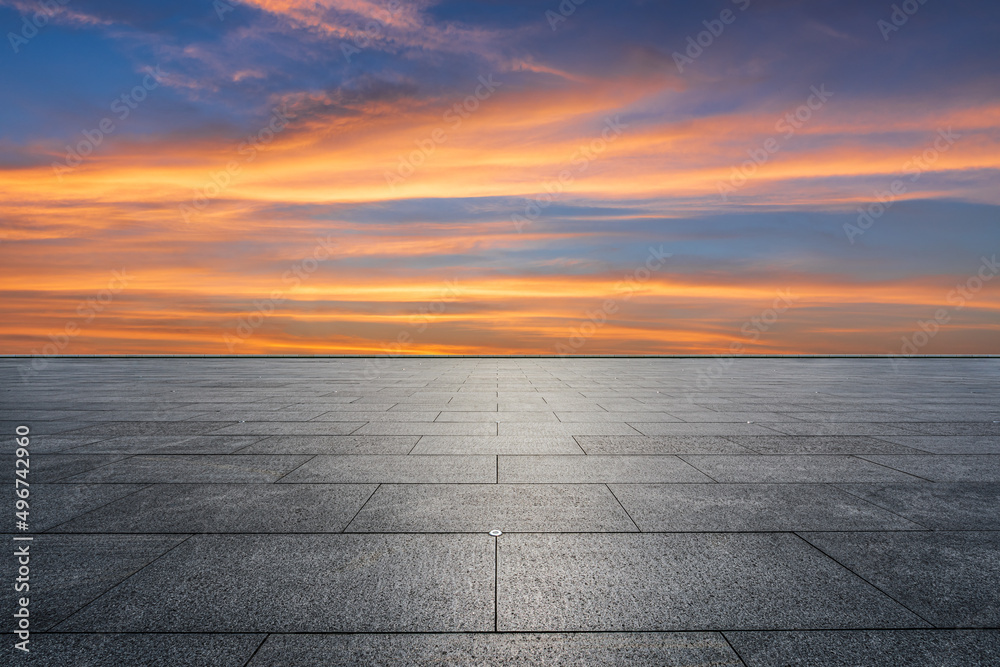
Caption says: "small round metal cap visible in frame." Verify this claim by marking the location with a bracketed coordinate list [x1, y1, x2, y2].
[489, 530, 502, 537]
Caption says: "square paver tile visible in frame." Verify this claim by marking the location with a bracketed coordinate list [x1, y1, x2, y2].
[312, 411, 441, 422]
[902, 423, 1000, 437]
[20, 454, 128, 482]
[858, 456, 1000, 482]
[871, 436, 1000, 455]
[726, 630, 1000, 667]
[62, 422, 237, 437]
[679, 455, 926, 483]
[499, 456, 712, 483]
[411, 436, 583, 455]
[9, 434, 111, 454]
[630, 423, 782, 437]
[353, 422, 498, 436]
[53, 484, 377, 533]
[60, 455, 312, 483]
[575, 435, 752, 455]
[347, 484, 637, 532]
[611, 484, 924, 532]
[762, 423, 919, 437]
[19, 634, 264, 667]
[435, 411, 558, 422]
[834, 483, 1000, 530]
[4, 483, 146, 532]
[1, 535, 187, 631]
[210, 422, 367, 436]
[497, 533, 925, 631]
[800, 531, 1000, 627]
[247, 632, 742, 666]
[278, 455, 496, 483]
[68, 435, 264, 455]
[236, 435, 418, 455]
[56, 534, 494, 632]
[725, 436, 925, 455]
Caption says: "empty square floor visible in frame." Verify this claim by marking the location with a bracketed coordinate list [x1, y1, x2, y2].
[2, 357, 999, 666]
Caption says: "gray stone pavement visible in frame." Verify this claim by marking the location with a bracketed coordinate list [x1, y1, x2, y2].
[1, 357, 999, 665]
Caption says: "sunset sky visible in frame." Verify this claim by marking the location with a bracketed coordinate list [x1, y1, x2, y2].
[1, 0, 998, 356]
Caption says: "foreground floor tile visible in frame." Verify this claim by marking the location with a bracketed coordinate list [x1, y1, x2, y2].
[800, 531, 1000, 627]
[279, 454, 496, 483]
[872, 436, 1000, 455]
[411, 435, 584, 455]
[20, 634, 263, 667]
[60, 455, 312, 483]
[726, 630, 1000, 667]
[680, 455, 925, 483]
[1, 483, 146, 532]
[68, 435, 264, 455]
[56, 534, 495, 632]
[346, 483, 637, 532]
[248, 632, 743, 666]
[2, 535, 187, 630]
[575, 435, 752, 455]
[858, 455, 1000, 482]
[497, 533, 925, 631]
[611, 484, 924, 532]
[52, 484, 377, 533]
[499, 455, 712, 483]
[724, 435, 924, 455]
[835, 483, 1000, 530]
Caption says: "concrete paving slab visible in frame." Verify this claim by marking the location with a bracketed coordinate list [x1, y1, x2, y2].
[871, 436, 1000, 455]
[499, 456, 712, 483]
[435, 411, 559, 422]
[68, 435, 264, 455]
[725, 436, 925, 455]
[353, 422, 498, 436]
[18, 454, 128, 482]
[311, 411, 441, 422]
[53, 484, 377, 533]
[1, 534, 187, 631]
[411, 436, 584, 455]
[325, 403, 398, 411]
[247, 632, 743, 666]
[555, 412, 683, 422]
[497, 533, 926, 631]
[18, 634, 264, 667]
[762, 423, 919, 436]
[0, 421, 93, 435]
[726, 630, 1000, 667]
[3, 483, 146, 532]
[630, 423, 782, 436]
[63, 422, 237, 436]
[612, 484, 925, 532]
[236, 435, 418, 455]
[499, 423, 643, 436]
[8, 434, 111, 454]
[858, 455, 1000, 482]
[183, 410, 330, 422]
[347, 483, 637, 532]
[278, 455, 496, 483]
[835, 483, 1000, 530]
[575, 435, 752, 455]
[903, 423, 1000, 436]
[56, 534, 495, 632]
[800, 531, 1000, 627]
[210, 422, 367, 436]
[61, 455, 312, 483]
[680, 455, 926, 483]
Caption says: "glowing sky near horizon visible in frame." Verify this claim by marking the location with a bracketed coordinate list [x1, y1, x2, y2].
[1, 0, 998, 356]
